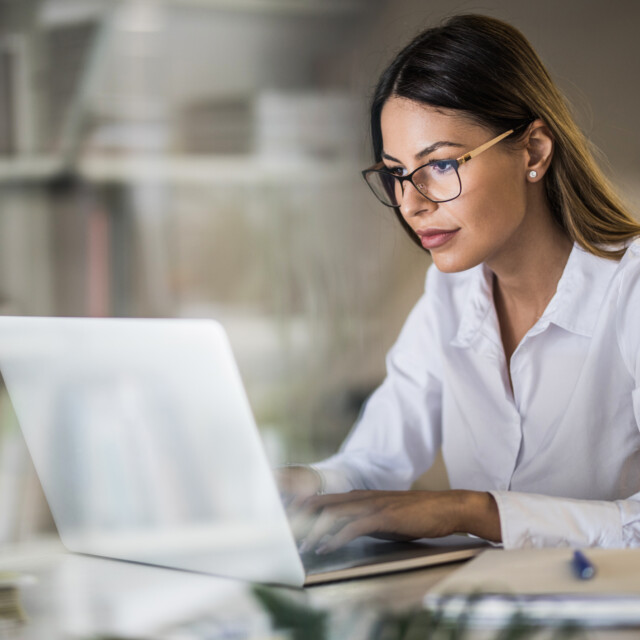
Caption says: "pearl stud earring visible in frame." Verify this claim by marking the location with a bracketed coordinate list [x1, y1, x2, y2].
[529, 170, 538, 179]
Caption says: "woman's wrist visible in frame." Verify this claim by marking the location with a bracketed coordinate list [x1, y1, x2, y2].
[454, 490, 502, 542]
[306, 465, 326, 495]
[279, 464, 324, 496]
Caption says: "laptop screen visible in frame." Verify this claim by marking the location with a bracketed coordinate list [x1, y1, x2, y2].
[0, 316, 305, 586]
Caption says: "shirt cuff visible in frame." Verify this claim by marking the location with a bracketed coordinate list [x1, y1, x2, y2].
[309, 455, 363, 494]
[490, 490, 624, 549]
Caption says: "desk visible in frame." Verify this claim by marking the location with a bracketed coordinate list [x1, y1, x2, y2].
[2, 538, 639, 639]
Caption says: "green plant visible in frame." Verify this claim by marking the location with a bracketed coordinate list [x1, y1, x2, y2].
[252, 585, 588, 640]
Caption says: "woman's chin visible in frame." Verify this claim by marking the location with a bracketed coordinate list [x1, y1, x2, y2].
[431, 251, 481, 274]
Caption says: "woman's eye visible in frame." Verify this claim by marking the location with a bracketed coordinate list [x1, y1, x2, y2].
[385, 166, 406, 176]
[429, 160, 456, 174]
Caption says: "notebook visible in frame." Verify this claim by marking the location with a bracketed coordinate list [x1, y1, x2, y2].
[0, 316, 484, 587]
[425, 548, 640, 626]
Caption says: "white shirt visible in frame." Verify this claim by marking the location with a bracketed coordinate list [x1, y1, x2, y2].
[313, 240, 640, 549]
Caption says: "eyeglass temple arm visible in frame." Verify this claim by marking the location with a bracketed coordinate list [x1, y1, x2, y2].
[366, 126, 517, 171]
[457, 129, 514, 165]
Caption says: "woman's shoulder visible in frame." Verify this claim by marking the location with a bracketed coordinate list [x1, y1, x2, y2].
[619, 238, 640, 264]
[611, 240, 640, 376]
[610, 238, 640, 291]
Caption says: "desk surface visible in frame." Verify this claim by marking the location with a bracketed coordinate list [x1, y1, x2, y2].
[2, 537, 639, 639]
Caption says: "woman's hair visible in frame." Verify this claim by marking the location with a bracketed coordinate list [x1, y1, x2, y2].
[370, 14, 640, 259]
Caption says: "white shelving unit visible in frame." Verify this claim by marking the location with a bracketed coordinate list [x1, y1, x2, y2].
[0, 156, 64, 183]
[0, 154, 358, 185]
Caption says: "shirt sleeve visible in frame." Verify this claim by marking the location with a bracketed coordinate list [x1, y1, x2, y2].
[490, 491, 625, 548]
[312, 266, 444, 493]
[492, 241, 640, 550]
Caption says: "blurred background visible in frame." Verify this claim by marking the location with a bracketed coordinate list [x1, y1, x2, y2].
[0, 0, 639, 543]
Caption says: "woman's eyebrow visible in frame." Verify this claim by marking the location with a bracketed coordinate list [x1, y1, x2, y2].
[381, 141, 466, 164]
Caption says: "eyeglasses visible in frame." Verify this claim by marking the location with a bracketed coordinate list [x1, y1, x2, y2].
[361, 128, 516, 207]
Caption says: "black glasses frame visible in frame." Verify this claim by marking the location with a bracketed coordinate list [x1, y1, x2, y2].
[361, 125, 527, 207]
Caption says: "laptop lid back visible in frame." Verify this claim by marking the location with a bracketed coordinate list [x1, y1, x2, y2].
[0, 316, 305, 586]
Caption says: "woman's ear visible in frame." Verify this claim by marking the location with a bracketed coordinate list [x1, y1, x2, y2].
[524, 119, 554, 182]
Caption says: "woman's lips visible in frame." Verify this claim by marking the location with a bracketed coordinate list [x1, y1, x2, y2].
[417, 228, 460, 250]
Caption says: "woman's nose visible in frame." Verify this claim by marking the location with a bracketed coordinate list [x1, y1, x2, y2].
[399, 181, 437, 219]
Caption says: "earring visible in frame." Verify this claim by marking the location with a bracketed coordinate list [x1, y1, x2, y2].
[529, 170, 538, 179]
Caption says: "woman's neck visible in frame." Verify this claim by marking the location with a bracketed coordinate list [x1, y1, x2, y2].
[487, 202, 573, 318]
[487, 203, 573, 366]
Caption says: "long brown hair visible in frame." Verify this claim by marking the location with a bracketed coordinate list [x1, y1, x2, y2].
[370, 14, 639, 259]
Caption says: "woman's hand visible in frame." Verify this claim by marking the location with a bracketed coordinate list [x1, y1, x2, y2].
[294, 490, 501, 554]
[274, 465, 323, 510]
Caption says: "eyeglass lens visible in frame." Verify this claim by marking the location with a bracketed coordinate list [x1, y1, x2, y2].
[366, 161, 461, 206]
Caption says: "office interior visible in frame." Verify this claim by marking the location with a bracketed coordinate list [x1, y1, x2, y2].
[0, 0, 639, 548]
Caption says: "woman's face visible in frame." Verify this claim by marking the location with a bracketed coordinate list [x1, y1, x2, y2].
[379, 97, 531, 273]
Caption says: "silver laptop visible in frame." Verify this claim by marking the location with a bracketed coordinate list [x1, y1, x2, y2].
[0, 316, 484, 587]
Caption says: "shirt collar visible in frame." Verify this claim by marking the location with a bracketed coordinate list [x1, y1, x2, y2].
[451, 243, 621, 349]
[451, 262, 495, 349]
[536, 243, 620, 337]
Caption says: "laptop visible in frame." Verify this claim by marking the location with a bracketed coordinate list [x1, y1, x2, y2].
[0, 316, 485, 587]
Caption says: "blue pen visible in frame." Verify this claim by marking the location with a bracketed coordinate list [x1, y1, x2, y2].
[572, 549, 596, 580]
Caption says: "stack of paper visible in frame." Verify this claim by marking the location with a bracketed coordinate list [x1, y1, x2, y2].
[424, 548, 640, 626]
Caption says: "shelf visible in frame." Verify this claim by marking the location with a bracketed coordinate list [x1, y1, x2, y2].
[150, 0, 368, 15]
[0, 154, 360, 186]
[40, 0, 369, 27]
[0, 157, 64, 183]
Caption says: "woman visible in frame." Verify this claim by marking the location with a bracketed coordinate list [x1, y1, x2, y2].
[279, 14, 640, 553]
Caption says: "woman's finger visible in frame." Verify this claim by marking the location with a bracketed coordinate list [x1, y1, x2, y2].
[289, 495, 350, 542]
[316, 516, 381, 554]
[298, 499, 371, 553]
[289, 493, 364, 539]
[288, 503, 323, 541]
[286, 492, 313, 513]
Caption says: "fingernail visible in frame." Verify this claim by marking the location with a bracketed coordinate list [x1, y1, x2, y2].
[298, 540, 310, 554]
[315, 544, 329, 555]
